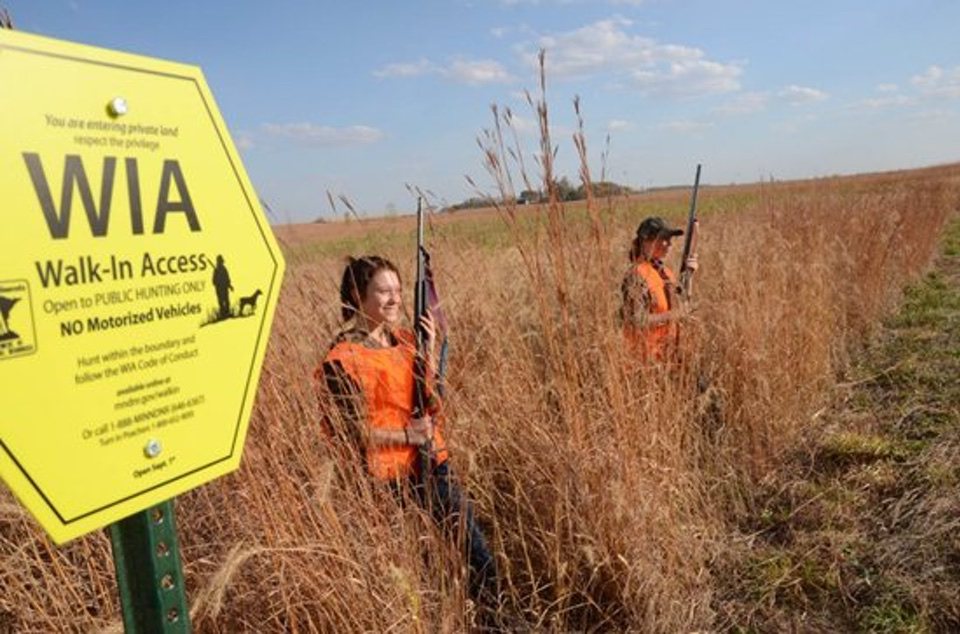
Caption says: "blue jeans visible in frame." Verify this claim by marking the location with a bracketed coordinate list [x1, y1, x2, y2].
[407, 460, 499, 603]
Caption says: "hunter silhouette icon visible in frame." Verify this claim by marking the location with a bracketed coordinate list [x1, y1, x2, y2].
[0, 295, 21, 339]
[211, 255, 233, 320]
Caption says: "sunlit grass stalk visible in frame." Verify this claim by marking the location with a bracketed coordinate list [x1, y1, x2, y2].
[0, 64, 956, 632]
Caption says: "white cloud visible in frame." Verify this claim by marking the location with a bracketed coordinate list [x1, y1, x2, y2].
[504, 112, 539, 134]
[519, 17, 741, 96]
[631, 58, 741, 96]
[446, 58, 515, 85]
[715, 91, 769, 115]
[607, 119, 633, 131]
[850, 65, 960, 112]
[907, 108, 957, 122]
[498, 0, 587, 4]
[658, 120, 713, 133]
[374, 57, 514, 85]
[778, 85, 828, 105]
[373, 59, 438, 78]
[526, 18, 650, 78]
[851, 82, 910, 109]
[261, 123, 384, 147]
[911, 65, 960, 98]
[233, 132, 255, 150]
[857, 95, 914, 109]
[911, 66, 942, 88]
[500, 0, 646, 4]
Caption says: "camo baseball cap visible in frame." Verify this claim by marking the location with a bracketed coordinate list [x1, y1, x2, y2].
[636, 216, 684, 240]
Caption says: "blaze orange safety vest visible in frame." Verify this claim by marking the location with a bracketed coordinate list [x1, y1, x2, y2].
[321, 330, 448, 480]
[625, 260, 677, 361]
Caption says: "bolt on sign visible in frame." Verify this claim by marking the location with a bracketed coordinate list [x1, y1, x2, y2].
[0, 29, 285, 543]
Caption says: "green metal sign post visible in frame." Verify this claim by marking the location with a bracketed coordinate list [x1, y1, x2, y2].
[109, 500, 191, 633]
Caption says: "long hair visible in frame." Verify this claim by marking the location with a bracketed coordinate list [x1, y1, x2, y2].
[629, 235, 644, 261]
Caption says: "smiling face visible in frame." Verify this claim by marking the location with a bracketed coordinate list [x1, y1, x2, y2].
[357, 268, 403, 328]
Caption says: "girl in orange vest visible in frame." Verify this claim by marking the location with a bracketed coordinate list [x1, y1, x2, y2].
[621, 216, 698, 360]
[317, 255, 498, 604]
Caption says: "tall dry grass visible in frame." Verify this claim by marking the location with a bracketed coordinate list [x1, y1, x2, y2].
[1, 78, 958, 631]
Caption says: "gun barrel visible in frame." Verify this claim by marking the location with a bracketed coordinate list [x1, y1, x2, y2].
[680, 164, 701, 267]
[412, 197, 429, 418]
[411, 197, 433, 478]
[679, 164, 701, 297]
[415, 198, 427, 345]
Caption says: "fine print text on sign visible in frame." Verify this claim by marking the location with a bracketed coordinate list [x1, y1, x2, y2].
[0, 29, 285, 543]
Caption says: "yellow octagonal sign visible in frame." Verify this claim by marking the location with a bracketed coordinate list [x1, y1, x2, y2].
[0, 30, 285, 543]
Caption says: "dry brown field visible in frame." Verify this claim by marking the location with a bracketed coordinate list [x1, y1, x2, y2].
[2, 150, 959, 631]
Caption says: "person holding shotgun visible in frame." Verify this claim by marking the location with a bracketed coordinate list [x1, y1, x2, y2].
[621, 165, 701, 361]
[316, 253, 498, 605]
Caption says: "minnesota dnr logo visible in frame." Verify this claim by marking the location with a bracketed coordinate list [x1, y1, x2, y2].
[0, 279, 37, 360]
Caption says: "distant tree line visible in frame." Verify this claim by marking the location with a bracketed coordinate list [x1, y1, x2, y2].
[449, 177, 637, 211]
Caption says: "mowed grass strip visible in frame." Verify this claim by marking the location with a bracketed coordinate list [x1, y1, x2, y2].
[715, 218, 960, 633]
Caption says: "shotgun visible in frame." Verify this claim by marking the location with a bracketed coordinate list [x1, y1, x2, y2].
[678, 164, 701, 298]
[411, 197, 432, 481]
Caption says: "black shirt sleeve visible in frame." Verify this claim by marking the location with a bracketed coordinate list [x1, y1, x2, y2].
[321, 359, 365, 452]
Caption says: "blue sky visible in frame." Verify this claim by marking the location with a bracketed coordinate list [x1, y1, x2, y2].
[6, 1, 960, 223]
